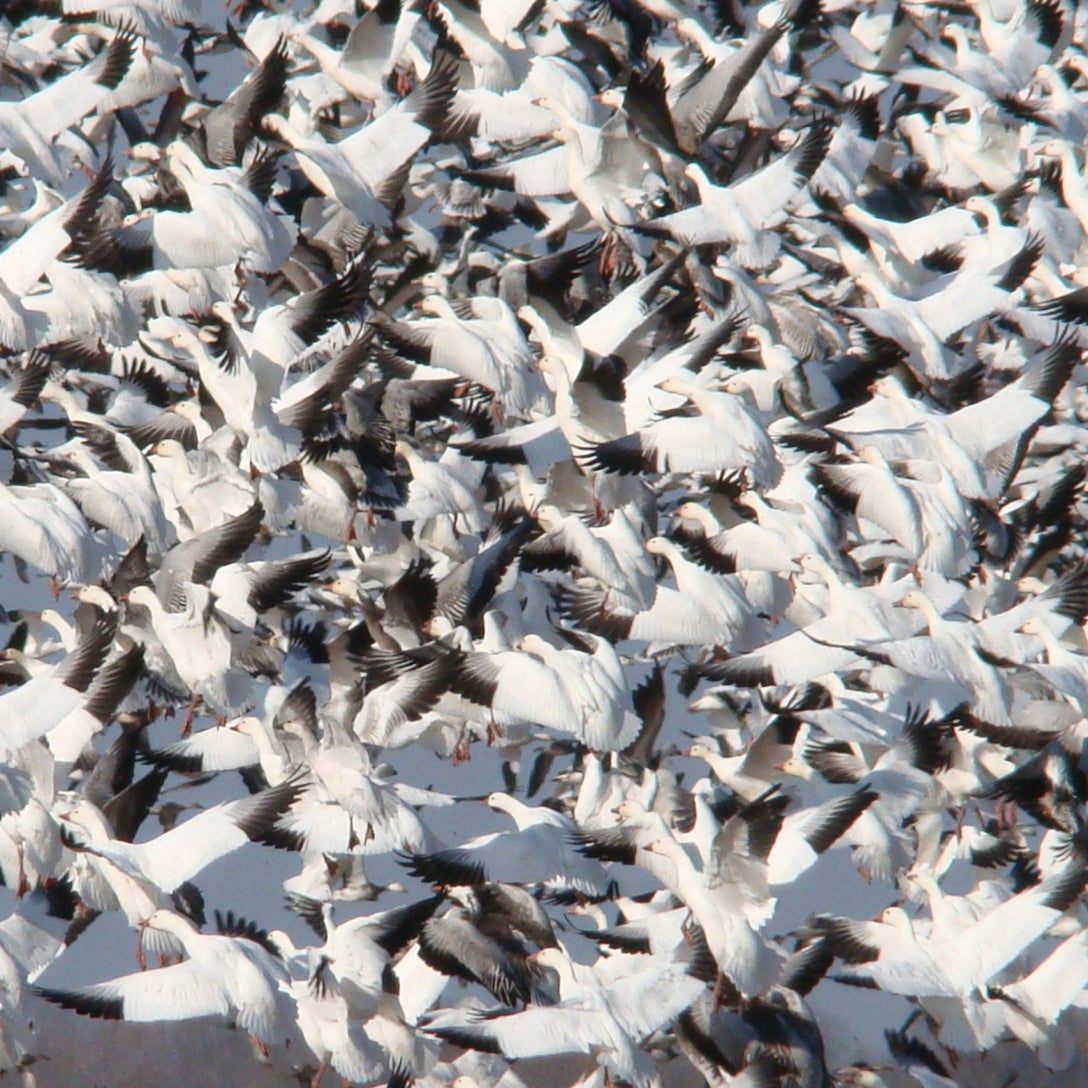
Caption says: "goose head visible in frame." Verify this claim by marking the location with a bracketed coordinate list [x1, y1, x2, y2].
[655, 375, 698, 399]
[126, 585, 160, 612]
[484, 791, 519, 816]
[894, 589, 930, 610]
[674, 501, 716, 532]
[644, 835, 679, 858]
[776, 755, 813, 779]
[228, 715, 265, 736]
[533, 503, 565, 529]
[517, 633, 554, 657]
[141, 908, 200, 939]
[685, 741, 716, 761]
[938, 24, 971, 57]
[612, 798, 647, 820]
[321, 575, 360, 603]
[73, 584, 118, 612]
[418, 294, 454, 319]
[151, 438, 188, 461]
[964, 194, 998, 228]
[643, 535, 676, 559]
[58, 798, 112, 840]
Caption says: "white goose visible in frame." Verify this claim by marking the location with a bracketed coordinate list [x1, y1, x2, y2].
[0, 479, 103, 593]
[261, 50, 458, 228]
[560, 535, 761, 652]
[109, 142, 296, 274]
[580, 375, 782, 490]
[634, 123, 831, 268]
[405, 792, 609, 898]
[42, 414, 171, 554]
[58, 777, 301, 903]
[643, 833, 783, 998]
[453, 631, 641, 752]
[0, 31, 134, 183]
[815, 862, 1086, 1051]
[35, 908, 291, 1057]
[127, 583, 254, 728]
[427, 942, 706, 1088]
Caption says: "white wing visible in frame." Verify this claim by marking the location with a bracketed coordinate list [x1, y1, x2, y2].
[36, 959, 229, 1024]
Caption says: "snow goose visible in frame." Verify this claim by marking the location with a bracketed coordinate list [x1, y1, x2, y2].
[755, 786, 880, 887]
[825, 362, 1070, 504]
[142, 713, 288, 785]
[404, 792, 609, 898]
[844, 589, 1020, 726]
[127, 583, 254, 728]
[559, 535, 760, 653]
[427, 942, 707, 1088]
[152, 500, 264, 613]
[45, 641, 146, 766]
[790, 707, 953, 882]
[161, 140, 298, 272]
[633, 122, 832, 269]
[673, 499, 815, 577]
[0, 162, 118, 351]
[395, 438, 487, 534]
[572, 793, 710, 890]
[43, 417, 171, 554]
[579, 375, 782, 490]
[153, 314, 299, 474]
[844, 236, 1044, 382]
[194, 37, 290, 166]
[0, 31, 134, 183]
[58, 776, 303, 902]
[451, 105, 648, 246]
[812, 861, 1087, 1051]
[428, 507, 535, 633]
[972, 560, 1088, 665]
[261, 50, 458, 228]
[450, 326, 625, 482]
[523, 503, 655, 610]
[284, 891, 442, 1020]
[668, 3, 809, 148]
[215, 261, 369, 408]
[0, 880, 81, 1072]
[207, 548, 331, 636]
[265, 738, 448, 859]
[350, 645, 472, 752]
[0, 478, 103, 593]
[288, 2, 415, 107]
[149, 438, 258, 536]
[932, 335, 1077, 498]
[814, 447, 976, 578]
[1015, 616, 1088, 714]
[448, 55, 595, 144]
[983, 928, 1088, 1054]
[91, 143, 297, 275]
[839, 199, 981, 273]
[640, 828, 783, 998]
[0, 354, 49, 438]
[0, 616, 116, 757]
[290, 948, 434, 1088]
[904, 0, 1066, 103]
[700, 560, 963, 688]
[451, 630, 641, 751]
[35, 907, 291, 1057]
[378, 294, 540, 417]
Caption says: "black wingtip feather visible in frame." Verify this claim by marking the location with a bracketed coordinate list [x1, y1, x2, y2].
[34, 986, 123, 1021]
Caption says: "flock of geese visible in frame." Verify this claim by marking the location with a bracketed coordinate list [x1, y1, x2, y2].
[4, 0, 1088, 1085]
